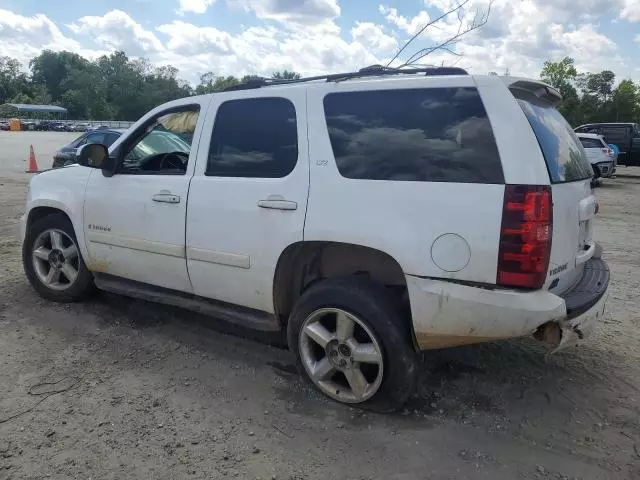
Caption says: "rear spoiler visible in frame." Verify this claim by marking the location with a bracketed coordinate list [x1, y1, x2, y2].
[500, 77, 562, 108]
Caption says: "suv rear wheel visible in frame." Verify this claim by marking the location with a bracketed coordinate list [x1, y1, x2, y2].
[23, 213, 94, 302]
[287, 277, 417, 411]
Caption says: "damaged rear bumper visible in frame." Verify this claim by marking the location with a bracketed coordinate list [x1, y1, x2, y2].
[553, 257, 609, 350]
[406, 253, 610, 351]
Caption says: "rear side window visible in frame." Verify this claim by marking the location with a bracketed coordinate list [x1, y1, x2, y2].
[517, 98, 593, 183]
[323, 88, 504, 183]
[579, 137, 604, 148]
[207, 97, 298, 178]
[602, 127, 628, 144]
[105, 132, 121, 146]
[85, 132, 107, 145]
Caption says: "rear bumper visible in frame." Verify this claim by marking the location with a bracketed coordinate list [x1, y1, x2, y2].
[407, 255, 609, 350]
[554, 257, 609, 350]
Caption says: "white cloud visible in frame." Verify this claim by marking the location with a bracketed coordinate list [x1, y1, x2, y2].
[621, 0, 640, 22]
[0, 9, 100, 69]
[177, 0, 216, 14]
[228, 0, 340, 25]
[69, 10, 164, 55]
[157, 21, 233, 55]
[351, 22, 398, 52]
[1, 1, 639, 88]
[377, 0, 633, 80]
[379, 5, 430, 35]
[0, 9, 81, 53]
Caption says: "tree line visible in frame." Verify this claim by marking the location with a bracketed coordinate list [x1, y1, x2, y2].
[0, 50, 300, 121]
[540, 57, 639, 126]
[1, 50, 638, 125]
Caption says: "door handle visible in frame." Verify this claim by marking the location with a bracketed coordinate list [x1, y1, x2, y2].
[152, 193, 181, 204]
[258, 197, 298, 210]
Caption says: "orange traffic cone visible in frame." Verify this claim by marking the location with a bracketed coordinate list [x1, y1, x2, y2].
[25, 145, 40, 173]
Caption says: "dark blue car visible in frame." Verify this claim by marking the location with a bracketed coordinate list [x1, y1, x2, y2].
[52, 128, 124, 168]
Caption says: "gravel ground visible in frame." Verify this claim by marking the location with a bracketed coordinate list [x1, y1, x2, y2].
[1, 132, 639, 480]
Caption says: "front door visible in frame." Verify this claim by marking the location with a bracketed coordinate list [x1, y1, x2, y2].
[83, 102, 206, 292]
[186, 91, 309, 312]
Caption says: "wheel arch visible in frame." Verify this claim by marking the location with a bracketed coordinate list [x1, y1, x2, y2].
[25, 201, 89, 263]
[272, 240, 416, 347]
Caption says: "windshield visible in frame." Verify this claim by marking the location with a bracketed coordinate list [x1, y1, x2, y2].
[130, 129, 190, 159]
[518, 99, 593, 183]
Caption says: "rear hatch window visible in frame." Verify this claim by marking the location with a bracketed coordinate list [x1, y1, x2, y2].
[513, 89, 597, 293]
[578, 137, 605, 149]
[517, 97, 593, 183]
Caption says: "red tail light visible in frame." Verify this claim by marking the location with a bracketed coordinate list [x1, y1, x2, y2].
[497, 185, 552, 289]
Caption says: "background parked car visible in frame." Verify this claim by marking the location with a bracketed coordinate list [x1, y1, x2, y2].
[52, 129, 123, 168]
[0, 121, 9, 131]
[72, 123, 91, 132]
[576, 133, 616, 182]
[20, 120, 36, 131]
[575, 123, 640, 166]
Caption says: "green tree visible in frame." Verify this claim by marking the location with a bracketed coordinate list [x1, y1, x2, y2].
[540, 57, 583, 124]
[0, 56, 31, 103]
[29, 50, 90, 101]
[612, 80, 639, 122]
[540, 57, 577, 92]
[272, 70, 301, 80]
[195, 73, 240, 94]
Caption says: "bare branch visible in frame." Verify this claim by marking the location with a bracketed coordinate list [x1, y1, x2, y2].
[401, 1, 493, 67]
[386, 0, 471, 67]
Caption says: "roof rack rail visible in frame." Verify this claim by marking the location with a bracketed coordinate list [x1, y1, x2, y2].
[223, 65, 469, 91]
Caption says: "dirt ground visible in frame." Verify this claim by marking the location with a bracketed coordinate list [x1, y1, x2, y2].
[1, 132, 639, 480]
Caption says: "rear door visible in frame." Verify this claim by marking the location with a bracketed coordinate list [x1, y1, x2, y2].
[186, 90, 309, 313]
[516, 93, 596, 293]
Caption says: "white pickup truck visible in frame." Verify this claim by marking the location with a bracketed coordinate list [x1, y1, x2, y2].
[21, 67, 610, 409]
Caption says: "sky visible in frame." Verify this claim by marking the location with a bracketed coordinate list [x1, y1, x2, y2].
[0, 0, 639, 84]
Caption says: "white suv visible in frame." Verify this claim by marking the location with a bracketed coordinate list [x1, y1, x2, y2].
[576, 132, 616, 179]
[21, 67, 610, 409]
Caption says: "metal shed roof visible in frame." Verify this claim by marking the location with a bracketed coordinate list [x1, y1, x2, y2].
[4, 103, 68, 113]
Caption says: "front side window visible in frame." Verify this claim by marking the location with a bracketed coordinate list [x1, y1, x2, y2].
[120, 107, 200, 175]
[323, 87, 503, 183]
[207, 97, 298, 178]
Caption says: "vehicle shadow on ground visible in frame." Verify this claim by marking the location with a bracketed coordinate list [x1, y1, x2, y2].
[7, 276, 638, 457]
[88, 287, 637, 434]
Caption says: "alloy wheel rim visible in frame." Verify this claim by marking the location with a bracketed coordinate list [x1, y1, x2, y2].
[299, 308, 384, 404]
[32, 228, 80, 291]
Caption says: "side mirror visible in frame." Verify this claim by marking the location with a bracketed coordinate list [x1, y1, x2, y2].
[78, 143, 109, 168]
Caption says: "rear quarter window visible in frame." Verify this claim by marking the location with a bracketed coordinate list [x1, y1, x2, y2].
[517, 98, 593, 183]
[323, 87, 504, 183]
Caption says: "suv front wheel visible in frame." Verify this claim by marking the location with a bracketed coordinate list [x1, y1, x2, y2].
[288, 278, 417, 411]
[23, 213, 94, 302]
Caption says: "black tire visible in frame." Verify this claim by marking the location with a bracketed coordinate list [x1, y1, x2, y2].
[22, 213, 94, 302]
[287, 277, 417, 412]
